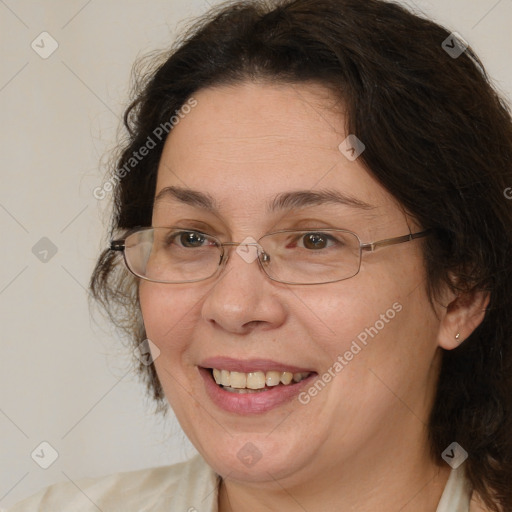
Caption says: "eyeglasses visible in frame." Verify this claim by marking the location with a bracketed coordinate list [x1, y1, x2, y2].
[110, 227, 431, 285]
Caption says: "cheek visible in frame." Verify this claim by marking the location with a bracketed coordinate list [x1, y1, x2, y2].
[312, 260, 437, 384]
[138, 283, 204, 413]
[138, 282, 200, 358]
[307, 277, 403, 353]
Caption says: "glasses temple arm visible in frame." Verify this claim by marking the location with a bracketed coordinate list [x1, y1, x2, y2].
[360, 230, 432, 252]
[110, 240, 125, 251]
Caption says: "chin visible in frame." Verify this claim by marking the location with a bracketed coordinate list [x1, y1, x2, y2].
[197, 433, 314, 484]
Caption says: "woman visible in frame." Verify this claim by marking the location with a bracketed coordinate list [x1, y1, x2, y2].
[10, 0, 512, 510]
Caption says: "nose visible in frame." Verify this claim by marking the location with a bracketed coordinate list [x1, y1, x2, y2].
[200, 242, 287, 334]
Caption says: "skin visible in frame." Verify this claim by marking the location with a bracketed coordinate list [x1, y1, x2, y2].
[139, 81, 489, 512]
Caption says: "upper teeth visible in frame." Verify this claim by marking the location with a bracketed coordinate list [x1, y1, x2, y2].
[212, 369, 311, 389]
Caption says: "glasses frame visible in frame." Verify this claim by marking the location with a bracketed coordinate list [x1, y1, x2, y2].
[110, 226, 432, 286]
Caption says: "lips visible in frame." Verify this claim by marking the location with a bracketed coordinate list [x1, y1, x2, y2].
[198, 357, 317, 414]
[200, 356, 315, 374]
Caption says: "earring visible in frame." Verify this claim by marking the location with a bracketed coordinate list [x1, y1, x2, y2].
[455, 332, 461, 342]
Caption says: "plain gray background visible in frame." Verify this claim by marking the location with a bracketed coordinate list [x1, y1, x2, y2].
[1, 0, 511, 508]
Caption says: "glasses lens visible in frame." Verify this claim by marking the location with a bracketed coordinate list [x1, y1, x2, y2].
[122, 228, 361, 285]
[258, 230, 361, 284]
[124, 228, 221, 283]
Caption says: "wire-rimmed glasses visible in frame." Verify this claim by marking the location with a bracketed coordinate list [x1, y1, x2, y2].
[110, 227, 431, 285]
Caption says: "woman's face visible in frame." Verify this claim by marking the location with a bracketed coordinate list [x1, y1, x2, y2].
[140, 81, 444, 485]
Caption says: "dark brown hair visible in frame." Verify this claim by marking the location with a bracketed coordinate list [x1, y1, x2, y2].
[90, 0, 512, 509]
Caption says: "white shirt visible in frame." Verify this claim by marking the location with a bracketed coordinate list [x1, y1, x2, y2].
[7, 455, 471, 511]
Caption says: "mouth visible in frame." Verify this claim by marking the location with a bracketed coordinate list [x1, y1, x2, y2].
[198, 359, 318, 414]
[209, 368, 312, 393]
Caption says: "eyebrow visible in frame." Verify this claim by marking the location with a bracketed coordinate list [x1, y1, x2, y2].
[154, 185, 375, 214]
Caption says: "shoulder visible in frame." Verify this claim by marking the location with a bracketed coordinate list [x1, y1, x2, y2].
[7, 454, 219, 511]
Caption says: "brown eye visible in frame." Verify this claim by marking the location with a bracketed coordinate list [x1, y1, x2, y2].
[302, 233, 328, 250]
[298, 232, 340, 250]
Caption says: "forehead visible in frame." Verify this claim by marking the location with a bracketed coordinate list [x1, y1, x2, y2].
[154, 81, 400, 225]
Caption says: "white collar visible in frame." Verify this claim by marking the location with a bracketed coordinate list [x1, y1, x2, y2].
[436, 465, 471, 512]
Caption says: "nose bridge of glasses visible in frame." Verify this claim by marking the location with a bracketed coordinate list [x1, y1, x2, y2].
[221, 241, 258, 247]
[218, 240, 269, 262]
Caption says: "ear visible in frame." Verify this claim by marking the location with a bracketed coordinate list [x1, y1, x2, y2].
[437, 287, 490, 350]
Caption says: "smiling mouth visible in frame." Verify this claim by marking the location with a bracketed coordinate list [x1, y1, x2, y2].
[208, 368, 314, 393]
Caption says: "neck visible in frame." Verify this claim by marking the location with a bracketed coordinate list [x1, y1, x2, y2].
[218, 443, 451, 512]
